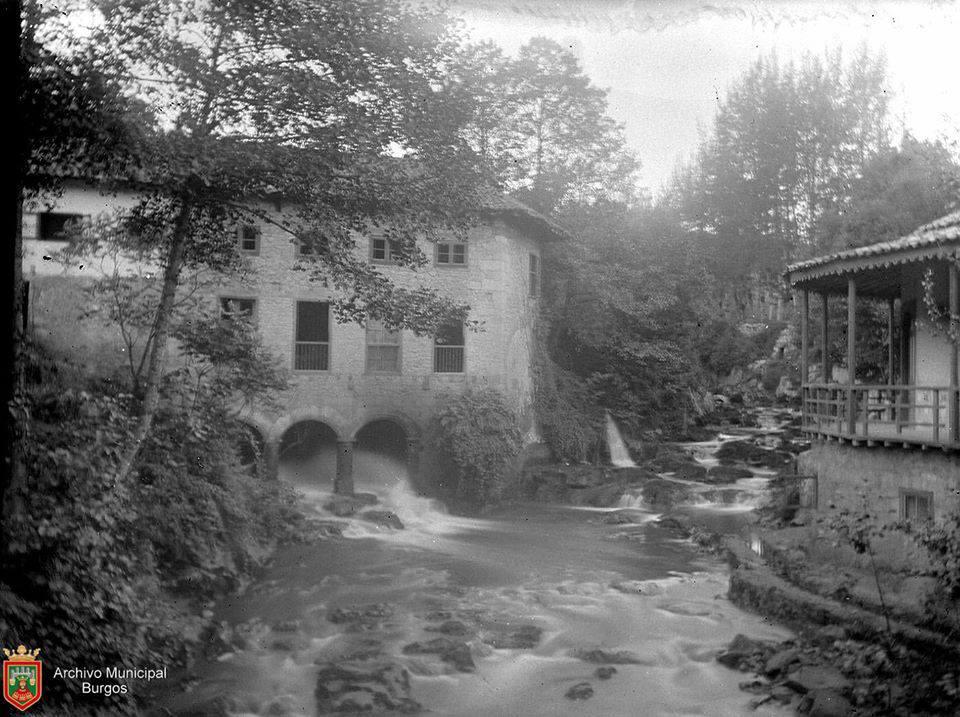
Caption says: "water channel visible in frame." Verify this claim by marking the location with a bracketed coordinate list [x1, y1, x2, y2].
[157, 412, 795, 716]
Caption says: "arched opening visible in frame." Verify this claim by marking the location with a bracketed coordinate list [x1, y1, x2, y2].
[279, 420, 338, 488]
[237, 423, 266, 475]
[354, 419, 411, 492]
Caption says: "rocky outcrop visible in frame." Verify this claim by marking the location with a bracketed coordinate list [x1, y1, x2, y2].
[314, 662, 421, 714]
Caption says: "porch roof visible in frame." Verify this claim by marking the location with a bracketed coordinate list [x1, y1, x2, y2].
[785, 211, 960, 298]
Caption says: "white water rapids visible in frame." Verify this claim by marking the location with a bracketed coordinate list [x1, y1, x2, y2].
[154, 424, 795, 716]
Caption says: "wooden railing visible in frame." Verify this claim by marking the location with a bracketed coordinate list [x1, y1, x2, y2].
[801, 383, 960, 449]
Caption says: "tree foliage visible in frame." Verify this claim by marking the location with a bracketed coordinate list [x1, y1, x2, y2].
[674, 49, 891, 281]
[453, 37, 639, 213]
[432, 390, 523, 506]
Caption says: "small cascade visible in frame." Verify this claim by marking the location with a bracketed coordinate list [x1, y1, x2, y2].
[605, 411, 637, 467]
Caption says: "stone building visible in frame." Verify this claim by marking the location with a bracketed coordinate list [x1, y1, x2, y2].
[22, 182, 568, 492]
[786, 211, 960, 522]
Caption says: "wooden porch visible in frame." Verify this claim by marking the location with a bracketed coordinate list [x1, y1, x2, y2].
[802, 383, 960, 449]
[788, 221, 960, 452]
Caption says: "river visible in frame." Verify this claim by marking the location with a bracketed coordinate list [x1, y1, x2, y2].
[155, 416, 795, 716]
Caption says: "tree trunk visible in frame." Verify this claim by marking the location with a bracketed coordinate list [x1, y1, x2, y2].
[115, 198, 193, 482]
[2, 0, 26, 537]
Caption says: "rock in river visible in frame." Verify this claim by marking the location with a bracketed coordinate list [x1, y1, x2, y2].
[360, 510, 405, 529]
[315, 662, 420, 714]
[402, 637, 475, 672]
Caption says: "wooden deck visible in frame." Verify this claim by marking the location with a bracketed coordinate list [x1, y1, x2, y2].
[802, 383, 960, 451]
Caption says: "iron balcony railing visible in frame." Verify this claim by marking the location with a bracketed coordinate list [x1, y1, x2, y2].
[434, 346, 464, 373]
[801, 383, 960, 450]
[294, 342, 329, 371]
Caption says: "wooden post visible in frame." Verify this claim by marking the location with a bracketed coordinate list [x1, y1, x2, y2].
[847, 278, 857, 436]
[950, 264, 959, 445]
[801, 290, 809, 384]
[887, 296, 896, 422]
[887, 297, 896, 385]
[821, 293, 831, 383]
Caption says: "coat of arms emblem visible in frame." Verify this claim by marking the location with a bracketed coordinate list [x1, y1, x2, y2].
[3, 645, 42, 711]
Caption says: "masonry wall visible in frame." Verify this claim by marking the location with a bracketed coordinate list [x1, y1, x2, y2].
[224, 211, 543, 442]
[798, 441, 960, 521]
[22, 186, 546, 449]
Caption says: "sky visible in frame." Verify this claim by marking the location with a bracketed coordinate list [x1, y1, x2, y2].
[451, 0, 960, 195]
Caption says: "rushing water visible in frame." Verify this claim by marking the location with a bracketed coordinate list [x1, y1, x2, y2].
[605, 412, 637, 468]
[155, 429, 793, 716]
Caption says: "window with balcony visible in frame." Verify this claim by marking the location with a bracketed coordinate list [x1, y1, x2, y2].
[366, 319, 401, 373]
[436, 241, 467, 267]
[295, 301, 330, 371]
[900, 489, 933, 522]
[237, 224, 260, 255]
[38, 212, 86, 241]
[529, 253, 540, 298]
[219, 297, 256, 321]
[434, 320, 464, 373]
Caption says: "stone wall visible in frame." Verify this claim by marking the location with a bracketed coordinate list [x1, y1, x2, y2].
[798, 441, 960, 521]
[23, 185, 549, 487]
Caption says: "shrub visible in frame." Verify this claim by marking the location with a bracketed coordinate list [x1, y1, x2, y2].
[432, 390, 523, 506]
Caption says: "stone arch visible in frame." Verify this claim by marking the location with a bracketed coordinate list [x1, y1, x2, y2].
[345, 411, 422, 443]
[268, 405, 351, 443]
[350, 413, 425, 493]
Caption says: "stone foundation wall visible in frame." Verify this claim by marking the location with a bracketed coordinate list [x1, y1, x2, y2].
[798, 441, 960, 521]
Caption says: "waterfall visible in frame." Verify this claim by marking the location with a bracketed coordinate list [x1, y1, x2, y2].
[605, 411, 636, 467]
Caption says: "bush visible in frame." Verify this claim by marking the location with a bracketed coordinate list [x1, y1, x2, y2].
[432, 390, 523, 506]
[0, 337, 297, 713]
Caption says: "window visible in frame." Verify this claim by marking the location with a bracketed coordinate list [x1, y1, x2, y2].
[436, 241, 467, 267]
[371, 236, 401, 264]
[366, 319, 401, 373]
[219, 297, 256, 321]
[298, 231, 327, 257]
[237, 224, 260, 255]
[529, 253, 540, 298]
[295, 301, 329, 371]
[38, 212, 85, 241]
[901, 489, 933, 522]
[434, 320, 464, 373]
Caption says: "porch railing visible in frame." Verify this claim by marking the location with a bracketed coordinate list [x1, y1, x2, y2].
[801, 383, 960, 450]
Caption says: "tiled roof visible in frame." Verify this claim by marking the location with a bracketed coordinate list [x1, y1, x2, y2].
[786, 211, 960, 280]
[476, 189, 572, 242]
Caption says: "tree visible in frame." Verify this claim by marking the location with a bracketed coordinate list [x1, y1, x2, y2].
[541, 201, 703, 440]
[675, 48, 891, 283]
[4, 0, 137, 535]
[454, 37, 639, 213]
[818, 134, 960, 251]
[36, 0, 491, 479]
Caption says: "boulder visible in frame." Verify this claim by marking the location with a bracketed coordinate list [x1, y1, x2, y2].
[806, 688, 852, 717]
[595, 666, 617, 680]
[327, 603, 394, 631]
[601, 511, 637, 525]
[706, 465, 754, 482]
[402, 637, 475, 672]
[571, 648, 650, 665]
[315, 662, 420, 714]
[716, 634, 776, 670]
[567, 481, 626, 508]
[671, 462, 708, 481]
[565, 682, 594, 700]
[482, 624, 542, 649]
[764, 648, 800, 675]
[784, 665, 850, 694]
[360, 510, 405, 529]
[640, 478, 692, 508]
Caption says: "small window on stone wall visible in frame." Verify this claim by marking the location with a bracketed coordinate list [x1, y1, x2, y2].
[900, 489, 933, 522]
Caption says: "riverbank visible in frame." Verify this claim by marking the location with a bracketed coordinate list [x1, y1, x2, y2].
[663, 483, 960, 715]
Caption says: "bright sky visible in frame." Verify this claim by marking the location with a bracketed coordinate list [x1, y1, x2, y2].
[452, 0, 960, 196]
